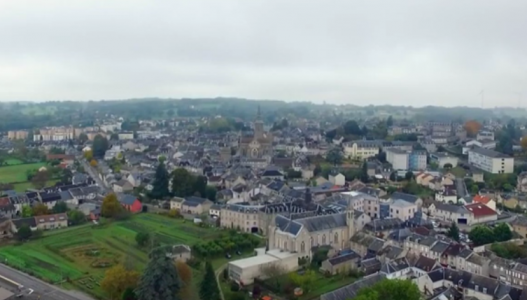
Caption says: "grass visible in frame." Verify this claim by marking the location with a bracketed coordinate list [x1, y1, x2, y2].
[5, 158, 24, 165]
[12, 179, 59, 192]
[0, 214, 224, 298]
[0, 162, 46, 182]
[447, 166, 467, 178]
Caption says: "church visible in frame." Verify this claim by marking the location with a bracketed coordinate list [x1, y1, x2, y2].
[238, 106, 273, 158]
[268, 209, 368, 260]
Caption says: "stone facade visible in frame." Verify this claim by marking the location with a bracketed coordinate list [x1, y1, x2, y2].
[239, 107, 273, 158]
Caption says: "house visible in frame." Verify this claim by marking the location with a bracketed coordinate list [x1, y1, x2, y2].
[11, 217, 37, 233]
[34, 213, 68, 230]
[328, 171, 345, 186]
[181, 196, 213, 215]
[118, 194, 142, 213]
[390, 192, 423, 208]
[386, 148, 409, 171]
[113, 179, 134, 193]
[511, 216, 527, 239]
[126, 173, 143, 187]
[428, 202, 469, 224]
[435, 188, 457, 204]
[465, 203, 497, 225]
[320, 251, 361, 275]
[472, 194, 496, 211]
[40, 192, 62, 210]
[209, 204, 222, 217]
[468, 147, 514, 174]
[320, 273, 385, 300]
[0, 197, 16, 218]
[389, 199, 417, 221]
[170, 197, 185, 211]
[167, 244, 192, 262]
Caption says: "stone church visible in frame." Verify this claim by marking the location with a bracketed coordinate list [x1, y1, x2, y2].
[238, 106, 273, 158]
[269, 209, 361, 259]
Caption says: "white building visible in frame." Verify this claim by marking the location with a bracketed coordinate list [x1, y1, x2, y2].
[477, 130, 494, 141]
[118, 132, 134, 140]
[468, 147, 514, 174]
[343, 141, 380, 160]
[462, 139, 497, 155]
[386, 148, 409, 171]
[429, 153, 459, 168]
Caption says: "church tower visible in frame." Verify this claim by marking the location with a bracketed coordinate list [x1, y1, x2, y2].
[347, 209, 355, 238]
[254, 105, 264, 139]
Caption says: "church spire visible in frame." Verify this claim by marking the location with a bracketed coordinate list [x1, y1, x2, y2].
[256, 105, 261, 120]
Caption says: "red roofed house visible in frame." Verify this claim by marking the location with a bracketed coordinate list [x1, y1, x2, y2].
[472, 194, 496, 211]
[118, 194, 143, 213]
[465, 203, 497, 225]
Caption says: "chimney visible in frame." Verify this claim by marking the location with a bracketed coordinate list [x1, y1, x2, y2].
[305, 188, 312, 204]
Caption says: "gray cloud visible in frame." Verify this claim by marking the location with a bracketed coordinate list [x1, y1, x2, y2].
[1, 0, 526, 107]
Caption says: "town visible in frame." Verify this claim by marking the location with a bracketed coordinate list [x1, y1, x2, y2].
[0, 99, 526, 300]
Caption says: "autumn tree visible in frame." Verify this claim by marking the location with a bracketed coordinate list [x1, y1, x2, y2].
[31, 170, 49, 189]
[84, 150, 93, 160]
[464, 120, 482, 136]
[101, 193, 123, 218]
[32, 203, 50, 216]
[521, 136, 527, 150]
[175, 261, 192, 299]
[100, 264, 140, 300]
[90, 159, 98, 167]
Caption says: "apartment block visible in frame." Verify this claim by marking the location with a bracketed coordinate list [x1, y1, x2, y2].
[468, 147, 514, 174]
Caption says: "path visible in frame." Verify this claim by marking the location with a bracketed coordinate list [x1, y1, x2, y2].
[215, 263, 228, 300]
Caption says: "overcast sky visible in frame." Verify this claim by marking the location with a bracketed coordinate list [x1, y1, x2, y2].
[1, 0, 526, 107]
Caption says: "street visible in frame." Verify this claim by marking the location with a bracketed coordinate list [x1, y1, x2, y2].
[0, 263, 94, 300]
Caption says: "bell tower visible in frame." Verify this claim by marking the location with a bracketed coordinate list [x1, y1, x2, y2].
[347, 208, 355, 238]
[254, 105, 264, 139]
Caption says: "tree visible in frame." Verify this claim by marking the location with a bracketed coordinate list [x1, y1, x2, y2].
[326, 148, 343, 166]
[289, 269, 317, 293]
[52, 201, 68, 214]
[67, 210, 87, 225]
[122, 287, 137, 300]
[404, 171, 414, 181]
[78, 133, 89, 144]
[92, 134, 109, 158]
[354, 279, 420, 300]
[101, 193, 123, 218]
[493, 223, 513, 242]
[32, 203, 50, 216]
[205, 186, 217, 202]
[110, 133, 119, 141]
[443, 163, 453, 169]
[136, 252, 182, 300]
[135, 232, 150, 247]
[90, 159, 98, 167]
[464, 120, 482, 136]
[31, 170, 49, 189]
[521, 136, 527, 150]
[150, 161, 170, 199]
[389, 172, 397, 182]
[314, 164, 322, 176]
[199, 261, 221, 300]
[16, 225, 32, 240]
[386, 115, 393, 127]
[175, 261, 192, 299]
[469, 226, 495, 246]
[21, 205, 32, 217]
[101, 264, 140, 300]
[343, 120, 363, 136]
[193, 176, 207, 198]
[446, 222, 460, 242]
[360, 161, 369, 183]
[171, 168, 196, 197]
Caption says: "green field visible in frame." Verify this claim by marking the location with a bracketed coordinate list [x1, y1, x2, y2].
[0, 214, 224, 298]
[5, 158, 24, 165]
[12, 179, 60, 192]
[0, 162, 46, 182]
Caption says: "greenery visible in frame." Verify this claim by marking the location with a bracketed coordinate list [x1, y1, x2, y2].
[93, 134, 109, 158]
[446, 222, 460, 242]
[469, 224, 513, 246]
[150, 161, 170, 199]
[0, 214, 223, 298]
[354, 279, 420, 300]
[136, 250, 182, 300]
[170, 168, 216, 201]
[199, 261, 221, 300]
[491, 243, 527, 259]
[193, 232, 261, 258]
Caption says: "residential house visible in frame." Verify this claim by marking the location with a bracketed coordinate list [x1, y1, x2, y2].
[113, 179, 134, 193]
[428, 202, 469, 224]
[511, 216, 527, 239]
[209, 204, 222, 217]
[167, 244, 192, 262]
[34, 213, 68, 230]
[386, 148, 409, 171]
[320, 251, 361, 275]
[118, 194, 142, 213]
[465, 203, 497, 225]
[473, 194, 497, 211]
[11, 217, 37, 233]
[435, 188, 457, 204]
[389, 199, 417, 221]
[343, 141, 380, 160]
[328, 171, 345, 186]
[181, 196, 213, 215]
[40, 192, 62, 210]
[390, 192, 423, 208]
[320, 273, 385, 300]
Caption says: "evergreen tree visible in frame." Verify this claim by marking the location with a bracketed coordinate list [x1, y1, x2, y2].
[150, 161, 169, 199]
[360, 161, 369, 182]
[136, 252, 181, 300]
[199, 261, 221, 300]
[447, 222, 460, 242]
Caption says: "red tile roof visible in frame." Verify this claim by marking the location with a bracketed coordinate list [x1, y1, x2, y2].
[473, 194, 492, 205]
[465, 203, 496, 217]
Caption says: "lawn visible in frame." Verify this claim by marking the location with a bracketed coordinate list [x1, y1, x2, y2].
[0, 162, 46, 182]
[447, 166, 467, 178]
[12, 179, 59, 192]
[5, 158, 24, 165]
[0, 214, 224, 298]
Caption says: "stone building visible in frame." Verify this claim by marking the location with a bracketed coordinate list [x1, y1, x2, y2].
[239, 106, 273, 158]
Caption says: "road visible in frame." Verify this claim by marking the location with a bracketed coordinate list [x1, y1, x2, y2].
[0, 263, 94, 300]
[81, 160, 110, 193]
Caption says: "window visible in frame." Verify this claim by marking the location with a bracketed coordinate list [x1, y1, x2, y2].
[322, 234, 326, 244]
[301, 241, 305, 253]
